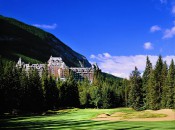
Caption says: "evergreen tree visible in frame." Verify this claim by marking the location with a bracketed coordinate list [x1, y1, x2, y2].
[11, 66, 21, 110]
[0, 56, 4, 113]
[146, 69, 156, 109]
[3, 62, 14, 112]
[153, 55, 163, 109]
[146, 56, 163, 110]
[122, 79, 130, 107]
[101, 83, 111, 108]
[89, 85, 101, 108]
[110, 83, 120, 108]
[42, 67, 49, 109]
[93, 68, 102, 85]
[2, 62, 21, 112]
[78, 79, 91, 107]
[142, 56, 152, 109]
[0, 55, 3, 75]
[165, 60, 175, 108]
[45, 76, 59, 110]
[174, 82, 175, 108]
[60, 74, 80, 107]
[28, 69, 44, 112]
[129, 67, 143, 110]
[19, 69, 29, 111]
[67, 75, 80, 107]
[161, 61, 168, 108]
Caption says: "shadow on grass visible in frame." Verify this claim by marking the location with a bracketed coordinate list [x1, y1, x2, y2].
[0, 119, 141, 130]
[0, 116, 175, 130]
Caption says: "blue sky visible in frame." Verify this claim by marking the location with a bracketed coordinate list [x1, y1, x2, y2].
[1, 0, 175, 78]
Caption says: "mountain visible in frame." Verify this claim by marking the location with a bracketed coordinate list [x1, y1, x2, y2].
[102, 72, 123, 81]
[0, 15, 91, 67]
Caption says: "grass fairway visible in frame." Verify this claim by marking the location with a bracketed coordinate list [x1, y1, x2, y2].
[0, 108, 175, 130]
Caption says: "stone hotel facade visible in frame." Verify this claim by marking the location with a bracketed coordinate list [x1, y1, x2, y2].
[16, 56, 97, 82]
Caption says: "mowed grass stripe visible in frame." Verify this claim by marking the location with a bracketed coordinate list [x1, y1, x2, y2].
[0, 108, 175, 130]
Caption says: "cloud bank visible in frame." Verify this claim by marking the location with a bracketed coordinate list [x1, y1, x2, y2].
[90, 53, 175, 79]
[32, 23, 57, 29]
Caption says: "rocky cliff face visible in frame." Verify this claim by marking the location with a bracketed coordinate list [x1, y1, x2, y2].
[0, 15, 91, 67]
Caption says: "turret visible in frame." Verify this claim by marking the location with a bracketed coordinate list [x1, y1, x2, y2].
[16, 57, 22, 68]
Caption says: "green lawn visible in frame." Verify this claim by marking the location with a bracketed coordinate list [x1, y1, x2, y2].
[0, 108, 175, 130]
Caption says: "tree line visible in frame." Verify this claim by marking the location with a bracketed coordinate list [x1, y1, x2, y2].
[0, 59, 79, 113]
[128, 55, 175, 110]
[0, 57, 124, 114]
[0, 55, 174, 114]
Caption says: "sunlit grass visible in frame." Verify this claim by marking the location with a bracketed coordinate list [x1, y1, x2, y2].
[113, 111, 167, 119]
[0, 108, 175, 130]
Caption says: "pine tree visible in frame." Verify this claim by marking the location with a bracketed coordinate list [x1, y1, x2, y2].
[161, 61, 168, 108]
[11, 66, 21, 111]
[146, 69, 157, 109]
[146, 56, 164, 110]
[122, 79, 130, 107]
[19, 69, 29, 111]
[2, 62, 21, 112]
[78, 79, 91, 107]
[129, 67, 143, 110]
[93, 68, 102, 85]
[101, 83, 111, 108]
[142, 56, 152, 109]
[174, 82, 175, 108]
[0, 56, 4, 113]
[165, 59, 175, 108]
[153, 55, 163, 109]
[0, 55, 3, 75]
[110, 84, 120, 108]
[59, 81, 66, 107]
[59, 74, 80, 107]
[45, 76, 59, 110]
[89, 85, 101, 108]
[67, 75, 80, 107]
[28, 69, 44, 112]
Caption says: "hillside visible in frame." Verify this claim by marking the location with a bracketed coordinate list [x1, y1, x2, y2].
[102, 72, 123, 81]
[0, 15, 91, 67]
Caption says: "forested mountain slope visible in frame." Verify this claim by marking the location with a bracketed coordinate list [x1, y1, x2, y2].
[0, 15, 91, 67]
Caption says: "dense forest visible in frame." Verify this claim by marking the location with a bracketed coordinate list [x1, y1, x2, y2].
[128, 55, 175, 110]
[0, 55, 175, 114]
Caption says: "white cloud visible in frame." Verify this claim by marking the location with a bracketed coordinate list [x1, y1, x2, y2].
[90, 54, 96, 59]
[103, 53, 111, 58]
[163, 26, 175, 38]
[90, 53, 175, 79]
[150, 25, 161, 32]
[32, 23, 57, 29]
[144, 42, 153, 50]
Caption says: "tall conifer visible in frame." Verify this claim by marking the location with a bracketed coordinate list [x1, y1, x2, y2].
[165, 60, 175, 108]
[147, 69, 156, 109]
[28, 69, 44, 112]
[147, 56, 163, 110]
[142, 56, 152, 109]
[154, 55, 163, 109]
[129, 67, 143, 110]
[161, 61, 168, 108]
